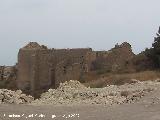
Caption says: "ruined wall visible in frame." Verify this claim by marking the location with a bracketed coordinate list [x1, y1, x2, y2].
[54, 48, 96, 85]
[18, 49, 55, 96]
[129, 52, 155, 72]
[17, 42, 96, 97]
[0, 66, 4, 81]
[17, 42, 47, 96]
[92, 42, 135, 73]
[17, 42, 137, 97]
[18, 49, 36, 94]
[0, 66, 17, 89]
[34, 49, 55, 96]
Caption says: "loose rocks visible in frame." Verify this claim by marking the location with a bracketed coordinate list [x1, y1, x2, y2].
[32, 80, 160, 106]
[0, 89, 34, 104]
[1, 80, 159, 106]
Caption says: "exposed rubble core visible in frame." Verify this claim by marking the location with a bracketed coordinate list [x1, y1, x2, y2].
[0, 66, 17, 89]
[22, 42, 46, 50]
[0, 66, 17, 81]
[31, 80, 160, 106]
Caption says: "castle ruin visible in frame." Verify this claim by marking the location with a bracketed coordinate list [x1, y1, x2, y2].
[0, 42, 135, 97]
[17, 42, 97, 96]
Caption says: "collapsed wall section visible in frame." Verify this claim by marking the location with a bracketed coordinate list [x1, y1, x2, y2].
[93, 42, 135, 72]
[0, 66, 17, 89]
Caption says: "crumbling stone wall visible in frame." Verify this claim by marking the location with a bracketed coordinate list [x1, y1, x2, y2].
[17, 42, 136, 97]
[0, 41, 155, 97]
[17, 42, 96, 97]
[0, 66, 17, 89]
[54, 49, 96, 84]
[130, 52, 155, 72]
[92, 42, 135, 73]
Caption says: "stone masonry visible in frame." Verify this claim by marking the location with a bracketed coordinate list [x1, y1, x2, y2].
[17, 42, 96, 97]
[16, 42, 135, 97]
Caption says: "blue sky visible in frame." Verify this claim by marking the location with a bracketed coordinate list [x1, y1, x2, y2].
[0, 0, 160, 65]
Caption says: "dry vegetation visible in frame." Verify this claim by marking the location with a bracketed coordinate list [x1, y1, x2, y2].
[84, 70, 160, 88]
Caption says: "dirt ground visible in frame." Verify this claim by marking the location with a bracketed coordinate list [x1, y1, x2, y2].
[1, 88, 160, 120]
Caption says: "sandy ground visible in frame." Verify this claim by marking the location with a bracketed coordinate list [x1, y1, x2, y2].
[1, 88, 160, 120]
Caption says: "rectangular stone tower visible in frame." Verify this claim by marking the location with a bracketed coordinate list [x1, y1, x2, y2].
[17, 42, 96, 97]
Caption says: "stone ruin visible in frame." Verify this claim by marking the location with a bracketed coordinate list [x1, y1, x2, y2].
[92, 42, 135, 73]
[0, 42, 135, 97]
[17, 42, 97, 97]
[0, 66, 17, 90]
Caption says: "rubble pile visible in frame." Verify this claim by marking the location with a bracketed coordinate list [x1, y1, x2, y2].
[1, 80, 160, 106]
[0, 89, 34, 104]
[22, 42, 43, 49]
[32, 80, 160, 106]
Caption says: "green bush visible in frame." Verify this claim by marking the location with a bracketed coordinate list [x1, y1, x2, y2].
[145, 27, 160, 68]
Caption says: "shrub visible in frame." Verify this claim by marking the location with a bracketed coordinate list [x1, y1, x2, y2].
[145, 27, 160, 68]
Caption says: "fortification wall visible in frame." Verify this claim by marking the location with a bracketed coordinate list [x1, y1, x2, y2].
[35, 50, 54, 93]
[53, 48, 96, 85]
[93, 42, 135, 72]
[17, 42, 96, 96]
[55, 62, 81, 86]
[17, 42, 136, 97]
[17, 49, 37, 95]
